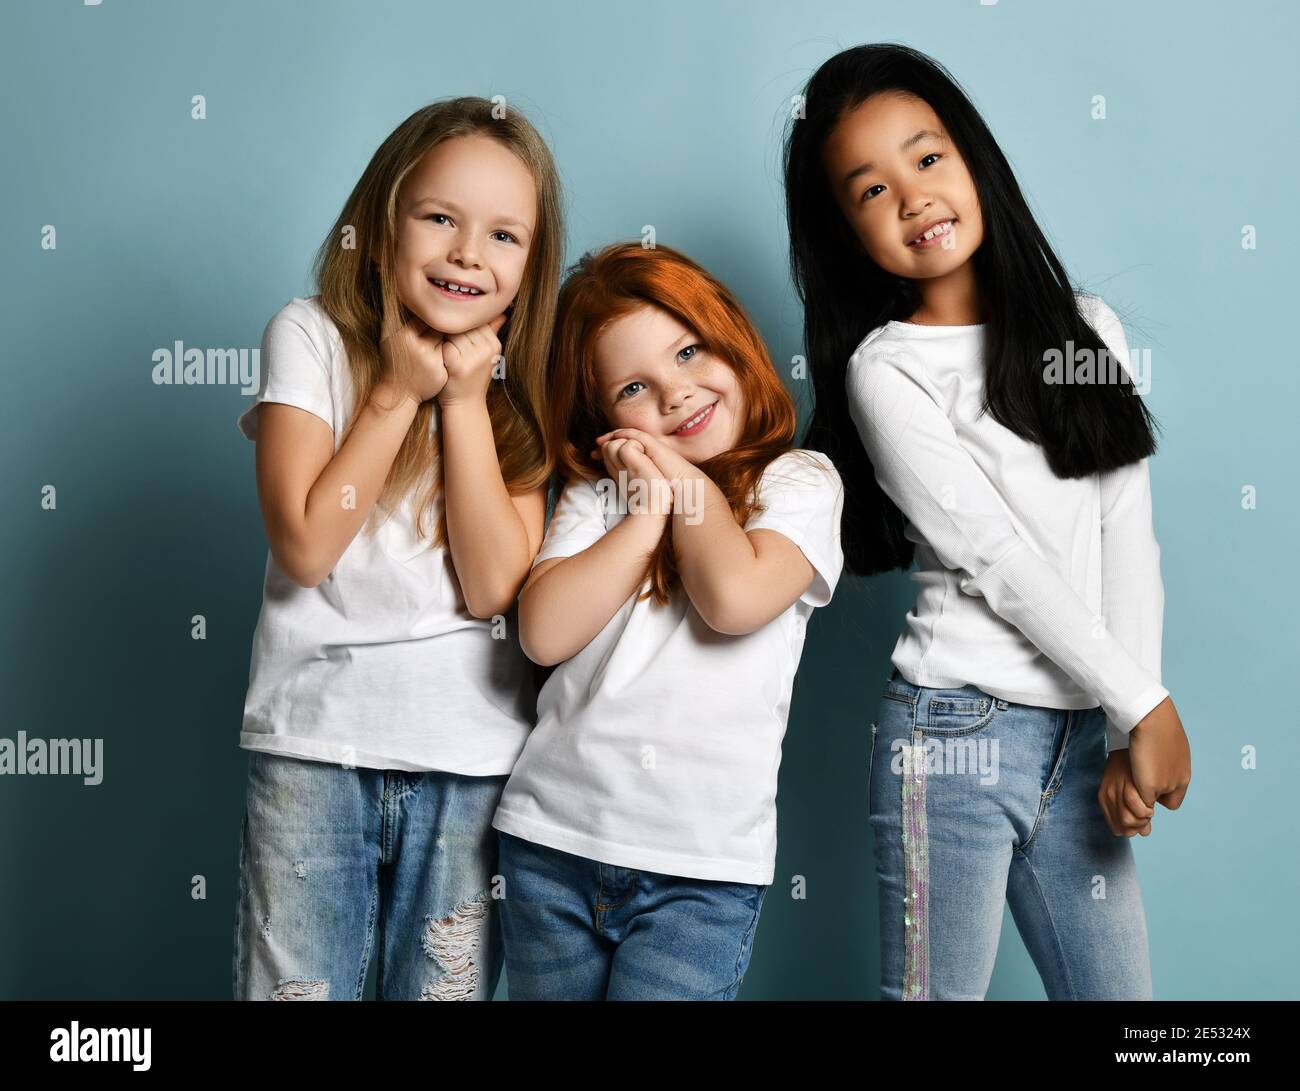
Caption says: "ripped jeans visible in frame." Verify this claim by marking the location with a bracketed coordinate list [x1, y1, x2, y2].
[868, 669, 1153, 1000]
[233, 750, 507, 1000]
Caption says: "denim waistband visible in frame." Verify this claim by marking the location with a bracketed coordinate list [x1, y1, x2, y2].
[885, 667, 999, 705]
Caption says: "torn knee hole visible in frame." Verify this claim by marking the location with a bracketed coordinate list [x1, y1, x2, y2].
[271, 977, 329, 1000]
[419, 892, 490, 999]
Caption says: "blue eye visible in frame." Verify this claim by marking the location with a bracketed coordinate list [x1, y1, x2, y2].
[618, 381, 645, 400]
[491, 230, 518, 244]
[678, 343, 702, 361]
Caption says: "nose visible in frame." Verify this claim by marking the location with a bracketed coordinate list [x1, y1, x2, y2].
[447, 230, 482, 269]
[660, 379, 695, 415]
[899, 187, 934, 220]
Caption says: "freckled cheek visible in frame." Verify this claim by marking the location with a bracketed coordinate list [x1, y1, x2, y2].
[604, 404, 642, 433]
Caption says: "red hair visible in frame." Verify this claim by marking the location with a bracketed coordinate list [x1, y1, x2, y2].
[547, 241, 799, 605]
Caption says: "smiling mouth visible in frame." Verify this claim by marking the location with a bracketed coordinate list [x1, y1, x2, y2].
[429, 277, 486, 298]
[908, 219, 956, 247]
[671, 401, 718, 436]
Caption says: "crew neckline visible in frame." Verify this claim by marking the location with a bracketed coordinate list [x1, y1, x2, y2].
[885, 318, 987, 334]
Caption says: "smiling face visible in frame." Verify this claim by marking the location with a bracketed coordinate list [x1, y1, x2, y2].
[593, 304, 743, 463]
[392, 133, 537, 335]
[821, 91, 984, 285]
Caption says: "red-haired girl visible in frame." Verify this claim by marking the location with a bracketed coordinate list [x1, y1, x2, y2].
[491, 242, 845, 1000]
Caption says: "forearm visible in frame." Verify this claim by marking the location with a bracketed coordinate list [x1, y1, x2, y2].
[439, 399, 534, 618]
[671, 471, 760, 627]
[297, 380, 420, 583]
[519, 511, 668, 666]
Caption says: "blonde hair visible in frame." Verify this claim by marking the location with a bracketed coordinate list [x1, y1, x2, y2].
[313, 97, 563, 547]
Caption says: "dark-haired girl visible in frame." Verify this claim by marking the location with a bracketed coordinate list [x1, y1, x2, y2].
[784, 44, 1191, 1000]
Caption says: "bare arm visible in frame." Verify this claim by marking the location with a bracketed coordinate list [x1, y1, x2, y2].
[254, 381, 421, 587]
[440, 399, 547, 618]
[518, 508, 668, 666]
[671, 473, 815, 635]
[518, 439, 670, 666]
[590, 431, 820, 636]
[431, 313, 546, 617]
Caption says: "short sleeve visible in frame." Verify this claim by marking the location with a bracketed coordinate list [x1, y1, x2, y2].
[744, 450, 846, 607]
[532, 474, 611, 568]
[237, 298, 336, 441]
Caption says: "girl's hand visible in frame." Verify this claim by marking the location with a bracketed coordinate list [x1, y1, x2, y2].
[437, 313, 509, 409]
[594, 426, 701, 487]
[590, 436, 673, 517]
[1098, 750, 1155, 837]
[379, 301, 450, 405]
[1127, 696, 1192, 811]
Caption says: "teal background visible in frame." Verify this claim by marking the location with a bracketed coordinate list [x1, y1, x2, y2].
[2, 0, 1295, 999]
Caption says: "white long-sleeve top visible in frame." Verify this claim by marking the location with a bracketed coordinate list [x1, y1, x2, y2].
[845, 292, 1166, 750]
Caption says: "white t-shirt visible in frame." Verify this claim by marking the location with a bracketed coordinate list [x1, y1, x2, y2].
[235, 296, 536, 774]
[845, 292, 1166, 751]
[491, 450, 845, 885]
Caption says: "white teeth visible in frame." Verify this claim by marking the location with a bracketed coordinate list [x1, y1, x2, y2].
[913, 220, 953, 245]
[433, 278, 482, 295]
[675, 404, 713, 432]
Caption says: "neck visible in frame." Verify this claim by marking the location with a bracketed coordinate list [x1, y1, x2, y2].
[907, 260, 984, 326]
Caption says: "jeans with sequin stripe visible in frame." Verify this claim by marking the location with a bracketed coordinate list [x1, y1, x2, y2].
[867, 668, 1152, 1000]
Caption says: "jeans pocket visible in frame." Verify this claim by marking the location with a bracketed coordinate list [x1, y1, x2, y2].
[925, 691, 1002, 737]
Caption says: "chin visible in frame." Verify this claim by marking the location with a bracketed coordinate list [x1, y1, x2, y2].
[423, 304, 486, 335]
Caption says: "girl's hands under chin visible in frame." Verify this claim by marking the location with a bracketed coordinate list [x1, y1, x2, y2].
[379, 298, 449, 405]
[593, 426, 702, 487]
[590, 437, 674, 517]
[437, 312, 509, 409]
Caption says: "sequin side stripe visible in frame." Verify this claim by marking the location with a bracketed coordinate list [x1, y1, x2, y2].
[901, 729, 929, 1000]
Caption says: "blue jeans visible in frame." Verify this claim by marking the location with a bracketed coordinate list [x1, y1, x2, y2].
[233, 750, 508, 1000]
[496, 830, 768, 1000]
[868, 669, 1153, 1000]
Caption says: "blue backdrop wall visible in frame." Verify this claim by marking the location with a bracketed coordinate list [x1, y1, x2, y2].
[1, 0, 1294, 999]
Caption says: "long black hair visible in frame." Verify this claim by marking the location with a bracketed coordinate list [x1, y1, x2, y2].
[784, 43, 1159, 577]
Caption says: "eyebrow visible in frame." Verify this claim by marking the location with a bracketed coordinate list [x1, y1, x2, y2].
[840, 129, 946, 189]
[602, 331, 694, 398]
[410, 195, 533, 234]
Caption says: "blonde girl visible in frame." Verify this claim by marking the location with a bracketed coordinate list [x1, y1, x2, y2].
[232, 97, 562, 1001]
